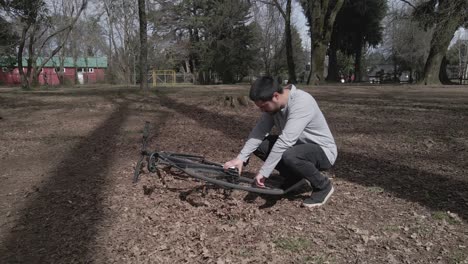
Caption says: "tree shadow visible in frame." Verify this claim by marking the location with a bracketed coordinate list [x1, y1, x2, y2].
[158, 94, 468, 220]
[334, 151, 468, 220]
[317, 96, 468, 113]
[158, 94, 251, 140]
[0, 100, 129, 263]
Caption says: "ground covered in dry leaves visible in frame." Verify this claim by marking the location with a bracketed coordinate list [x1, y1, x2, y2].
[0, 84, 467, 263]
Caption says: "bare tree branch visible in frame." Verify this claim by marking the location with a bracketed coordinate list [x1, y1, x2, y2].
[256, 0, 286, 19]
[271, 0, 286, 19]
[399, 0, 416, 9]
[36, 0, 88, 72]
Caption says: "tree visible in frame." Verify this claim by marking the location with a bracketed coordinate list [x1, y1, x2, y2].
[0, 16, 18, 66]
[447, 39, 468, 83]
[151, 0, 209, 75]
[3, 0, 46, 88]
[103, 0, 140, 84]
[151, 0, 259, 84]
[138, 0, 148, 90]
[409, 0, 468, 85]
[328, 0, 387, 82]
[382, 3, 432, 83]
[300, 0, 344, 84]
[252, 2, 284, 76]
[202, 0, 260, 83]
[273, 26, 306, 81]
[257, 0, 297, 83]
[288, 26, 306, 82]
[3, 0, 88, 89]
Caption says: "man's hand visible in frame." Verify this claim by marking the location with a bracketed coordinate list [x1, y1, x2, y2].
[254, 173, 266, 188]
[223, 158, 244, 175]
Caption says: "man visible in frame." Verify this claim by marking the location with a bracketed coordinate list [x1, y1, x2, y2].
[223, 76, 337, 207]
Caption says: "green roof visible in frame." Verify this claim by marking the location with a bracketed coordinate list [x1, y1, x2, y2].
[1, 57, 108, 68]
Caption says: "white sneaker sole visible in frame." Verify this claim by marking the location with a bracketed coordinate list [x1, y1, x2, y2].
[302, 186, 334, 208]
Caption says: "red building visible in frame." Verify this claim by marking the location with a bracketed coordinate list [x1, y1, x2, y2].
[0, 57, 108, 86]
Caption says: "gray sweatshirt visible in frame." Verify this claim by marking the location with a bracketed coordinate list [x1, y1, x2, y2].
[237, 85, 337, 178]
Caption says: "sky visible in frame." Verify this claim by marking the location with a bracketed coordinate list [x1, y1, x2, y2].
[291, 2, 310, 50]
[452, 28, 468, 45]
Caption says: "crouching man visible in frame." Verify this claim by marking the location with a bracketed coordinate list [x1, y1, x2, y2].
[223, 76, 337, 207]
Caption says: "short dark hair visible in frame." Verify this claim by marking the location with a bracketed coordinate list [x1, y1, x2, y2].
[249, 76, 283, 101]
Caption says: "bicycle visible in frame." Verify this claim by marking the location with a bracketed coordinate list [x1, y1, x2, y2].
[133, 122, 309, 195]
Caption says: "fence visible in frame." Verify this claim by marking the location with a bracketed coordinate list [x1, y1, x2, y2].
[447, 65, 468, 84]
[151, 70, 195, 87]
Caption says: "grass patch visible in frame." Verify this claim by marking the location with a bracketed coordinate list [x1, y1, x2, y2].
[274, 237, 311, 252]
[450, 250, 467, 264]
[432, 211, 447, 220]
[368, 186, 385, 193]
[431, 211, 459, 225]
[384, 225, 399, 232]
[237, 248, 253, 257]
[302, 255, 332, 264]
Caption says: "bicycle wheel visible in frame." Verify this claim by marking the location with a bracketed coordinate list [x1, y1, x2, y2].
[133, 154, 145, 183]
[133, 121, 151, 183]
[161, 153, 285, 195]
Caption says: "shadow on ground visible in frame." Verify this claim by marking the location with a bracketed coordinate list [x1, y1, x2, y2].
[0, 99, 128, 263]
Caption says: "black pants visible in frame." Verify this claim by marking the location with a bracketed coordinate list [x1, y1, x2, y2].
[253, 135, 332, 190]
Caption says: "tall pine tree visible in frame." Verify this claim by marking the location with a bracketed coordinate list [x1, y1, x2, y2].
[328, 0, 387, 82]
[152, 0, 259, 84]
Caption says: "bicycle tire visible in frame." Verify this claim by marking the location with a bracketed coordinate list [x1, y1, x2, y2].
[160, 153, 285, 195]
[133, 154, 145, 183]
[133, 121, 151, 183]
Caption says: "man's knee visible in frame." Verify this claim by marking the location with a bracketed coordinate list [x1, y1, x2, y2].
[281, 148, 298, 167]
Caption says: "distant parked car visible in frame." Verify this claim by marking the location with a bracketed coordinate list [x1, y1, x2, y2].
[399, 71, 410, 83]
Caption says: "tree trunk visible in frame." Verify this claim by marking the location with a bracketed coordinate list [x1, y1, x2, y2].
[284, 0, 297, 84]
[304, 0, 344, 85]
[354, 40, 363, 82]
[58, 51, 65, 85]
[439, 56, 452, 84]
[326, 41, 339, 82]
[18, 24, 31, 89]
[185, 60, 191, 74]
[409, 67, 414, 83]
[421, 4, 463, 85]
[309, 42, 327, 85]
[393, 54, 398, 82]
[138, 0, 148, 91]
[104, 1, 115, 84]
[32, 72, 40, 87]
[355, 49, 362, 82]
[422, 44, 445, 85]
[28, 26, 38, 88]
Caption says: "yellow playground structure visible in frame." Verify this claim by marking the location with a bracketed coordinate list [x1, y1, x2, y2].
[151, 69, 195, 87]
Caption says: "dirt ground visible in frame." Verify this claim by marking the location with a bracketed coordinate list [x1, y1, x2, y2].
[0, 84, 467, 263]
